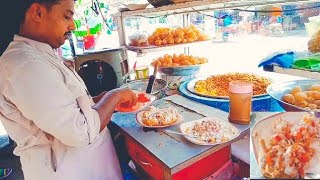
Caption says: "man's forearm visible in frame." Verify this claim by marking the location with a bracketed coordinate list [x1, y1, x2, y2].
[92, 91, 107, 103]
[93, 90, 120, 132]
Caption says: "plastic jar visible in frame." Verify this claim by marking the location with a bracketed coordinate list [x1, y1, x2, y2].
[228, 81, 253, 125]
[135, 66, 149, 80]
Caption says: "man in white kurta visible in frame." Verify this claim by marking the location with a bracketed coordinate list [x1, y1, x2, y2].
[0, 0, 137, 179]
[0, 34, 123, 180]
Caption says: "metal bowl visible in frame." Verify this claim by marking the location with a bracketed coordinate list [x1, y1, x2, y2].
[158, 64, 203, 76]
[121, 79, 167, 99]
[267, 79, 320, 112]
[147, 0, 171, 7]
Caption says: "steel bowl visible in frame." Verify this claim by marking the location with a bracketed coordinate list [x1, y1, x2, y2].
[121, 79, 167, 99]
[158, 64, 204, 76]
[147, 0, 171, 7]
[267, 79, 320, 112]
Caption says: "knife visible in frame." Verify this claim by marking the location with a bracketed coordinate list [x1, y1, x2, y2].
[146, 64, 158, 94]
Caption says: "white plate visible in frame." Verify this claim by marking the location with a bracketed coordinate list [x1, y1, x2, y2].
[251, 112, 320, 178]
[136, 110, 183, 128]
[115, 91, 156, 113]
[125, 3, 149, 11]
[126, 40, 211, 49]
[180, 117, 240, 146]
[187, 75, 270, 99]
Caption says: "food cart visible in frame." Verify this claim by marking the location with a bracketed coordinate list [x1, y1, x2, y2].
[91, 0, 318, 179]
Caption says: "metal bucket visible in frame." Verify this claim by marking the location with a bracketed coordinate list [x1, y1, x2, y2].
[121, 79, 168, 99]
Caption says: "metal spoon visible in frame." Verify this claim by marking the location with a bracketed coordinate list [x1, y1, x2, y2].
[164, 130, 198, 139]
[305, 173, 320, 179]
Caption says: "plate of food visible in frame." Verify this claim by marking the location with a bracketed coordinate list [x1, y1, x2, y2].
[180, 117, 240, 146]
[252, 112, 320, 179]
[115, 91, 156, 113]
[267, 79, 320, 112]
[187, 73, 271, 99]
[125, 3, 149, 11]
[136, 106, 183, 128]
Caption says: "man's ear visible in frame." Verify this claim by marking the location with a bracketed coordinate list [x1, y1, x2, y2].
[28, 3, 46, 23]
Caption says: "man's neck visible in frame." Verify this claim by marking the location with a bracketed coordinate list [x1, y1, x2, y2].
[19, 24, 51, 48]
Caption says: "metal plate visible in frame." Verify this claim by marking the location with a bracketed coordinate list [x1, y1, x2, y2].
[158, 64, 203, 76]
[121, 79, 167, 99]
[267, 79, 320, 112]
[187, 76, 269, 99]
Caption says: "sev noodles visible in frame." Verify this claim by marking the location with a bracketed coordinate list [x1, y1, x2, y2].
[194, 73, 271, 96]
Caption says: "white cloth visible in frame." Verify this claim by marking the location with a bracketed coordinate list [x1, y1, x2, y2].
[0, 35, 123, 180]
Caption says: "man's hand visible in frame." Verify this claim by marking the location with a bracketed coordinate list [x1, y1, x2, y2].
[93, 88, 137, 131]
[116, 88, 137, 108]
[93, 91, 107, 103]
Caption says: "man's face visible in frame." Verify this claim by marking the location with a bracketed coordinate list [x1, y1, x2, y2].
[40, 0, 75, 48]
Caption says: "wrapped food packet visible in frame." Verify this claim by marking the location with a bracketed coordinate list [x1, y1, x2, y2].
[306, 16, 320, 54]
[128, 31, 149, 46]
[308, 29, 320, 53]
[308, 28, 320, 53]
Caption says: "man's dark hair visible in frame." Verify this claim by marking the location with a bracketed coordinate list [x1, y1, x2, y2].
[0, 0, 62, 56]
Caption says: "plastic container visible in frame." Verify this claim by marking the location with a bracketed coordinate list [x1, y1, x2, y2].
[135, 66, 149, 80]
[84, 35, 95, 50]
[161, 75, 195, 90]
[228, 81, 253, 125]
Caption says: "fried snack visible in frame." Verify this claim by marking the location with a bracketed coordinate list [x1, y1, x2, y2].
[151, 53, 208, 67]
[142, 106, 181, 126]
[259, 115, 319, 178]
[148, 25, 210, 46]
[184, 119, 238, 144]
[282, 85, 320, 110]
[194, 73, 271, 96]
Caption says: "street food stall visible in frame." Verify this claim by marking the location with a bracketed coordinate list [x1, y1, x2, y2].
[92, 0, 319, 179]
[67, 0, 320, 179]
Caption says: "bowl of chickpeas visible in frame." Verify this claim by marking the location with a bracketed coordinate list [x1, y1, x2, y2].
[151, 53, 208, 76]
[267, 79, 320, 112]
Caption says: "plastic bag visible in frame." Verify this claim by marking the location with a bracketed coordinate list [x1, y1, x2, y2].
[308, 29, 320, 54]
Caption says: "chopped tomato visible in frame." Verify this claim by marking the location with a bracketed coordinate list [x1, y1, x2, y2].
[304, 139, 311, 147]
[299, 127, 306, 133]
[298, 168, 304, 177]
[299, 154, 309, 164]
[285, 132, 291, 139]
[274, 135, 282, 142]
[137, 93, 150, 103]
[311, 121, 316, 127]
[266, 155, 273, 166]
[116, 103, 143, 112]
[296, 133, 302, 141]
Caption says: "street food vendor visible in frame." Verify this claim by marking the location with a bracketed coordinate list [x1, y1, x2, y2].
[0, 0, 137, 179]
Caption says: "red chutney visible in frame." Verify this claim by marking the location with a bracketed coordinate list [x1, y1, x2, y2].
[116, 93, 150, 112]
[137, 93, 150, 103]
